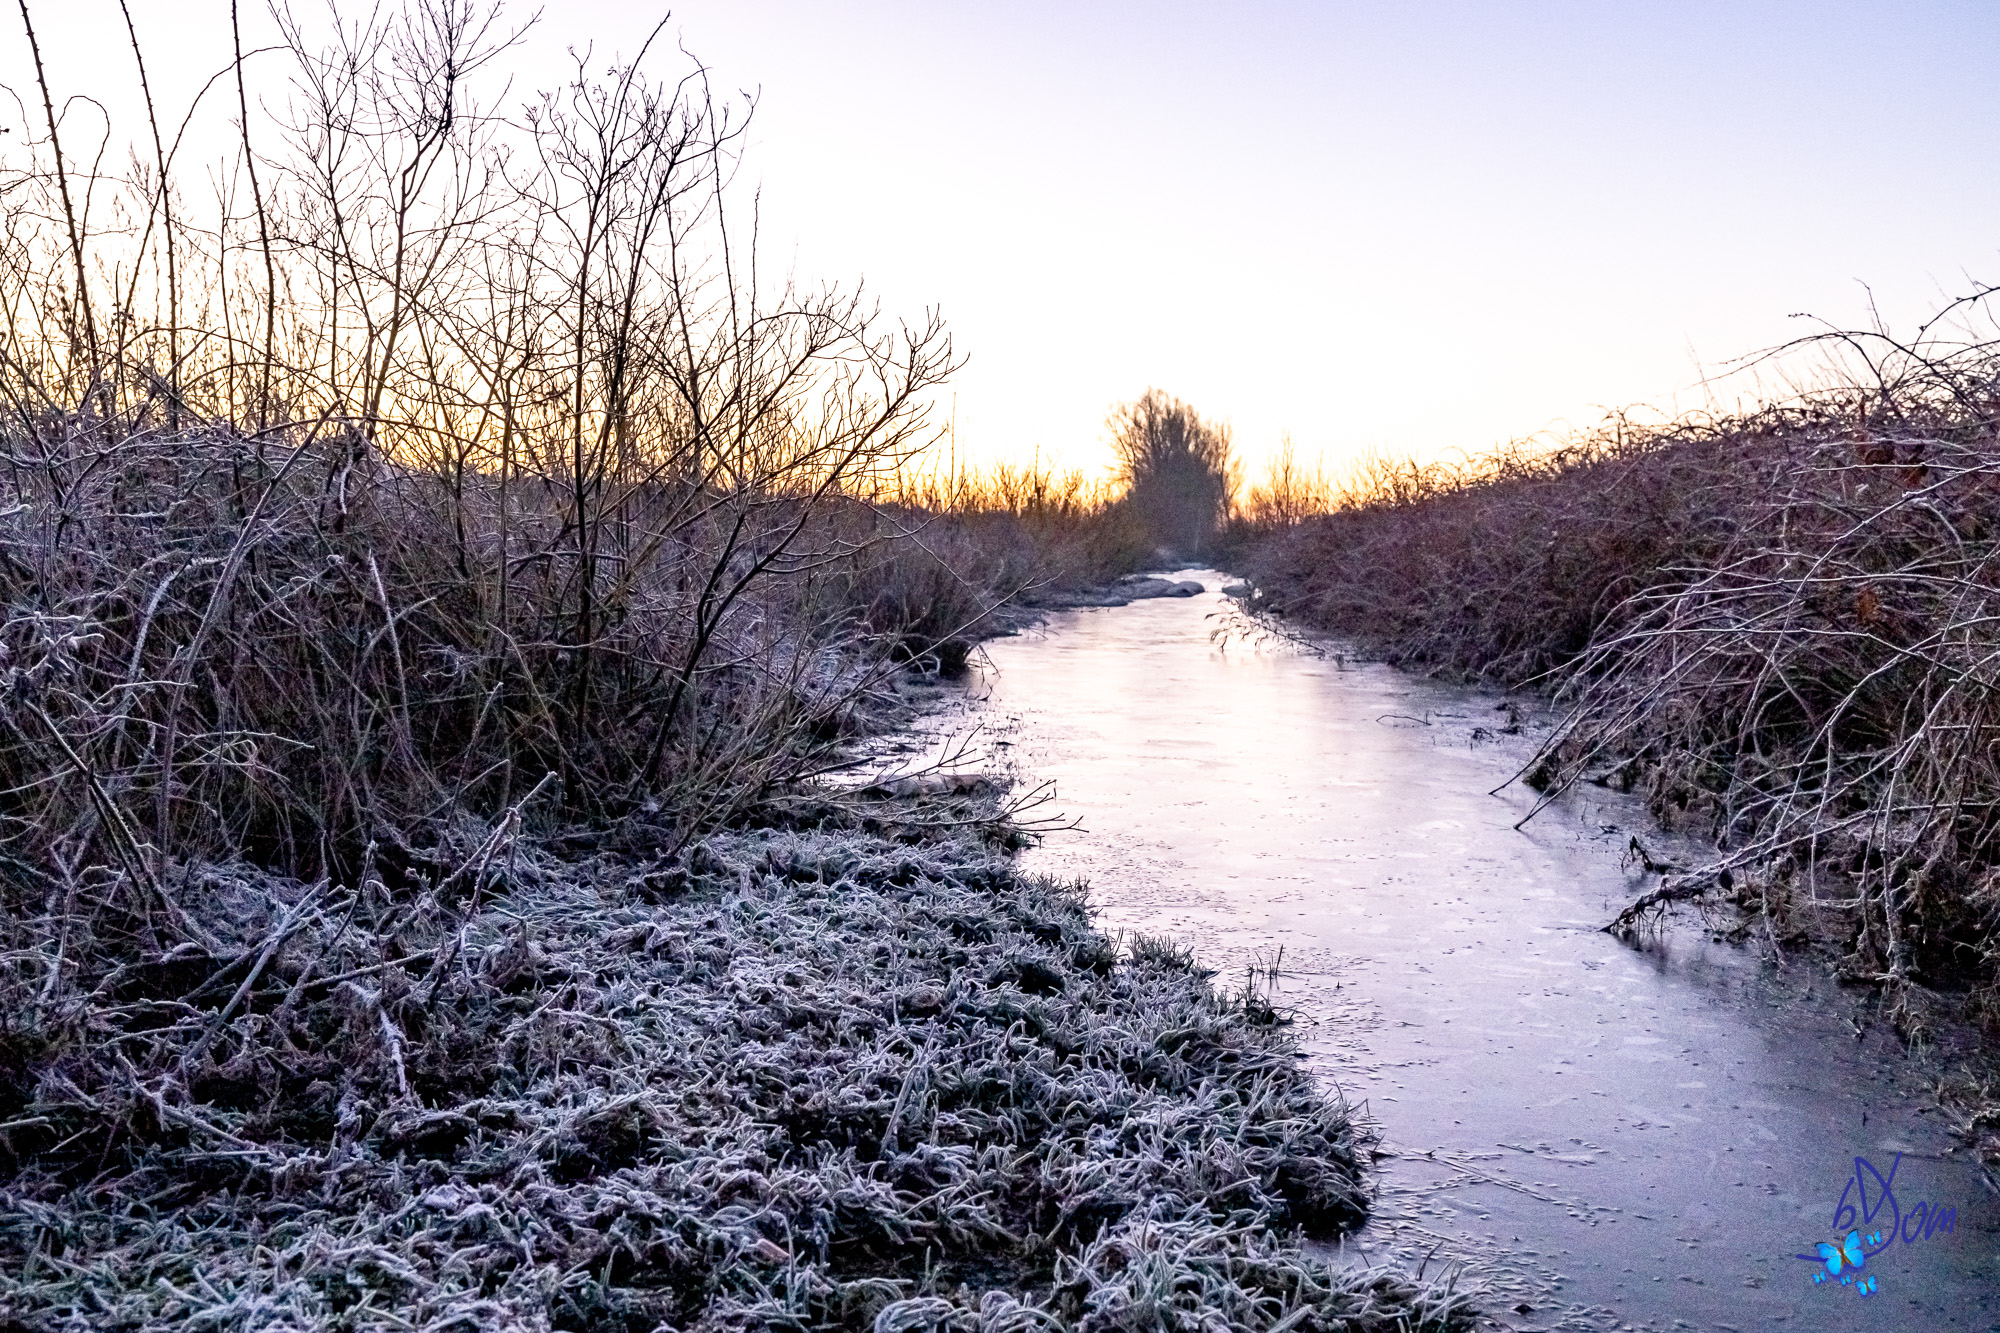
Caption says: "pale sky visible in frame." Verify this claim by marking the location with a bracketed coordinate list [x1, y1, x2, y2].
[10, 1, 2000, 479]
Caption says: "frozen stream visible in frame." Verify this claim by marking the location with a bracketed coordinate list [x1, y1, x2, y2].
[912, 572, 1998, 1331]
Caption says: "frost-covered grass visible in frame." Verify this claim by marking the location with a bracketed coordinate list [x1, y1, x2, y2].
[0, 811, 1470, 1332]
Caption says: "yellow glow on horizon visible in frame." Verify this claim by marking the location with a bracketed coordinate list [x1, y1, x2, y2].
[8, 0, 1999, 488]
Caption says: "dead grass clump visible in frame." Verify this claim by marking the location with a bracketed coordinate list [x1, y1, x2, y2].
[0, 817, 1469, 1332]
[1235, 423, 1756, 682]
[877, 465, 1155, 635]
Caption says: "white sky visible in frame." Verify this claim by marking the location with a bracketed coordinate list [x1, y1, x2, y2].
[10, 1, 2000, 479]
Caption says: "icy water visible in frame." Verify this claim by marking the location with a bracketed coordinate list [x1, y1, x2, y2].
[918, 572, 1999, 1332]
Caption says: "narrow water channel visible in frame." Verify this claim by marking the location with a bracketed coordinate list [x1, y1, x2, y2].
[928, 572, 1999, 1331]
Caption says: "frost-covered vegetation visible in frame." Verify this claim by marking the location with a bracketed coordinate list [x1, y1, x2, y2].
[0, 3, 1467, 1327]
[0, 813, 1469, 1331]
[1235, 311, 2000, 1147]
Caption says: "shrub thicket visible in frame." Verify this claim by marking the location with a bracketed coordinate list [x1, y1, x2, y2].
[1237, 428, 1739, 681]
[1238, 311, 2000, 1050]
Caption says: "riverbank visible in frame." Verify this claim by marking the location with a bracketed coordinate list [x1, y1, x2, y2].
[1230, 361, 2000, 1161]
[0, 791, 1471, 1331]
[947, 582, 2000, 1330]
[0, 369, 1469, 1330]
[0, 409, 1457, 1329]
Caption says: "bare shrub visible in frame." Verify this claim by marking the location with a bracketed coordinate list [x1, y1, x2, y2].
[1530, 388, 2000, 996]
[862, 462, 1153, 662]
[0, 3, 959, 885]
